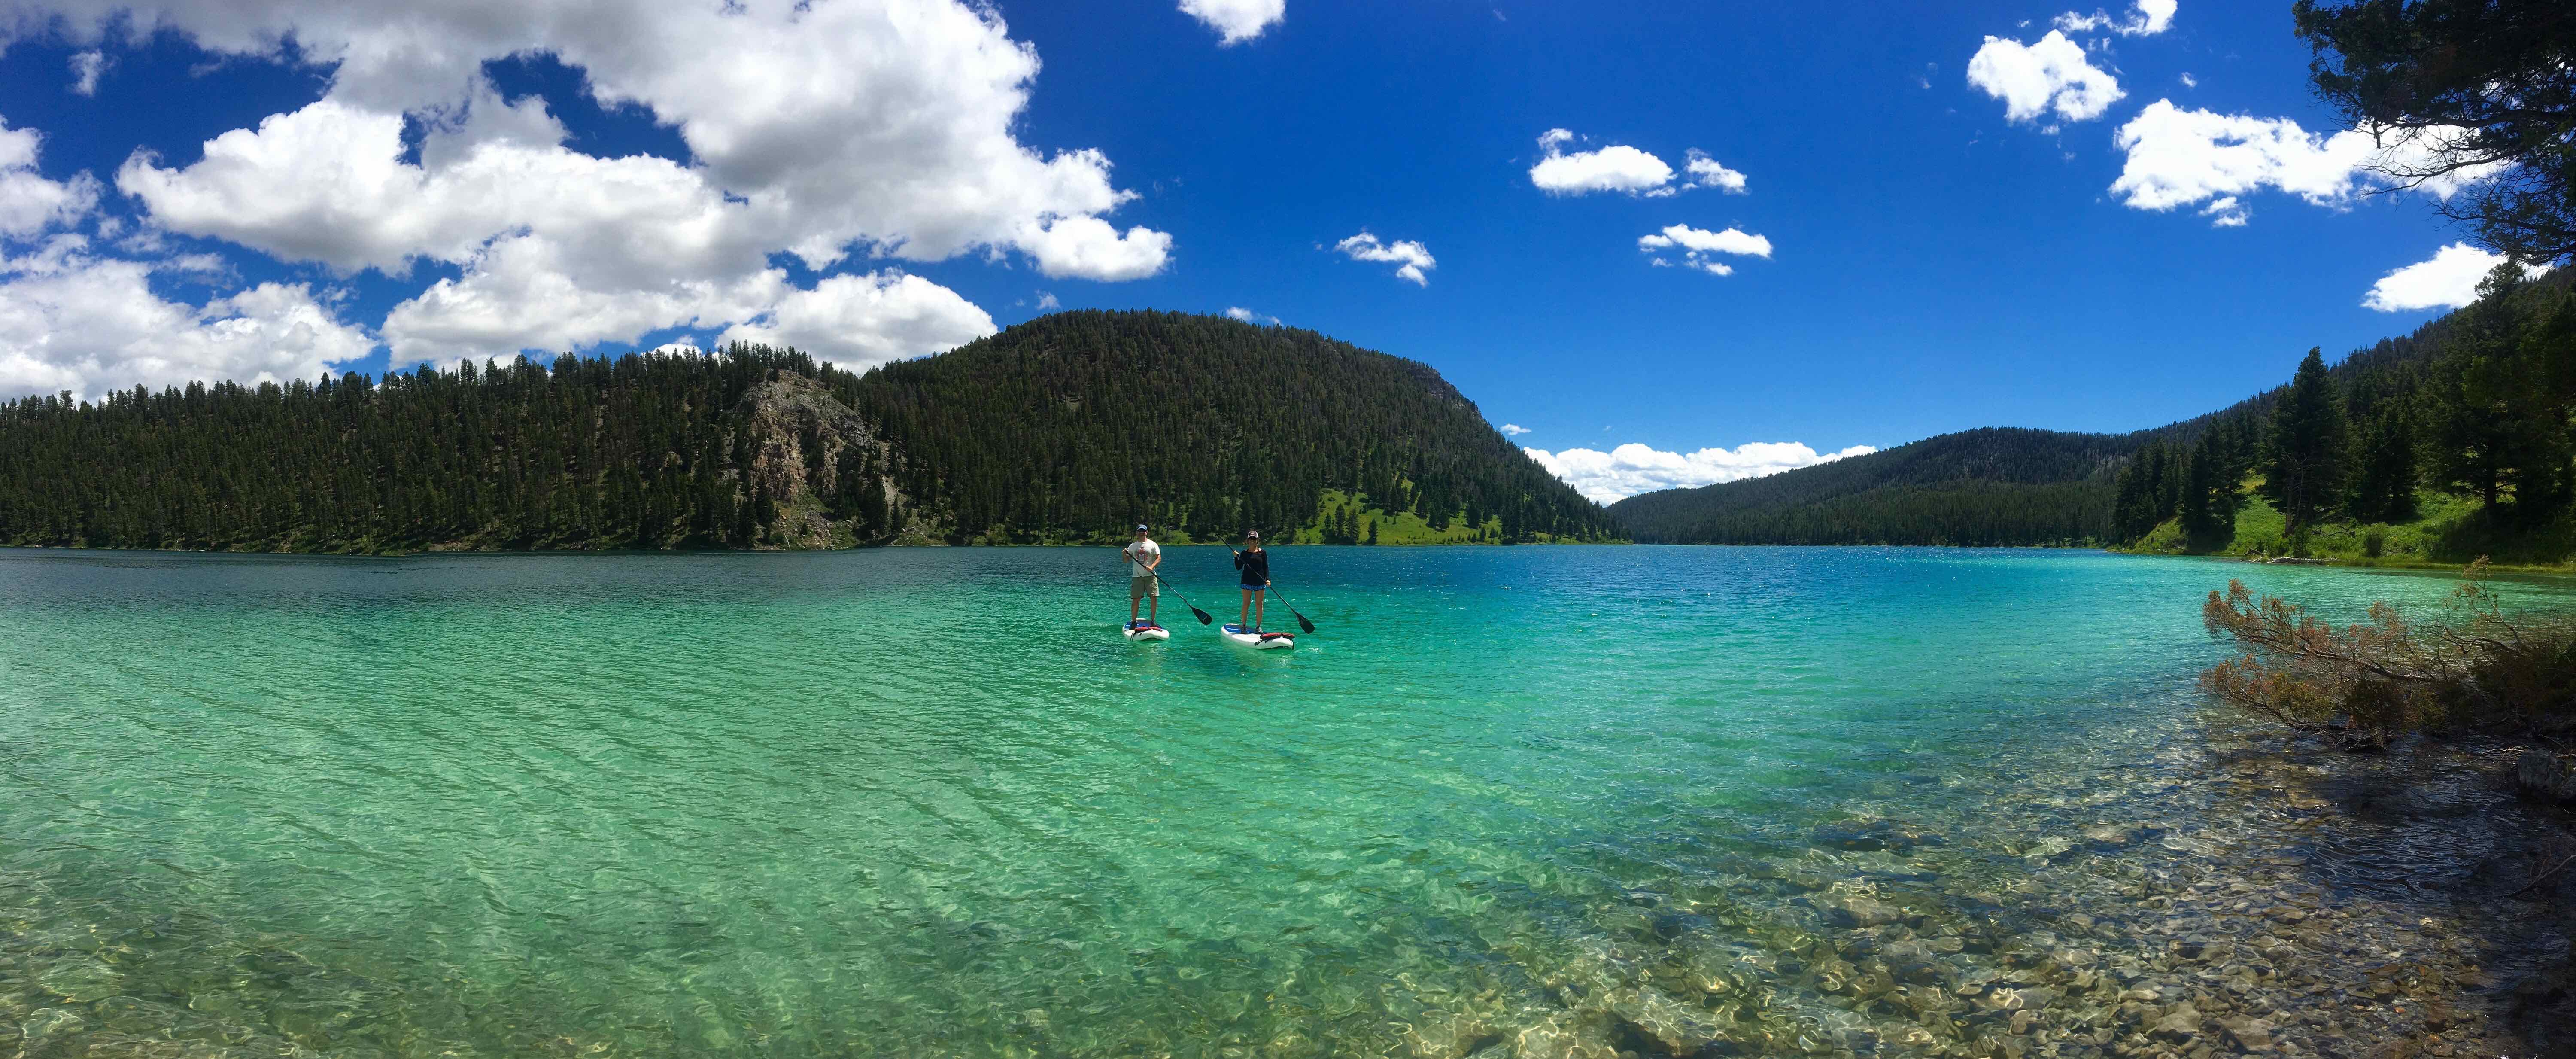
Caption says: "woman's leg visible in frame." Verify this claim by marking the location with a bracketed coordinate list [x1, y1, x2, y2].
[1239, 588, 1254, 629]
[1252, 590, 1265, 633]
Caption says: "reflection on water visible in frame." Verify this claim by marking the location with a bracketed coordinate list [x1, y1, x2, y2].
[0, 546, 2560, 1056]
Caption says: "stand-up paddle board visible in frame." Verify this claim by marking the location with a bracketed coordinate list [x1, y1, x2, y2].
[1124, 621, 1170, 641]
[1221, 623, 1294, 650]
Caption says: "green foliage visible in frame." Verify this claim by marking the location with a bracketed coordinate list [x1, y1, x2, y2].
[2295, 0, 2576, 266]
[2258, 347, 2351, 535]
[842, 310, 1611, 546]
[1294, 489, 1517, 545]
[2348, 401, 2418, 523]
[2112, 438, 2175, 541]
[2123, 269, 2576, 563]
[2421, 265, 2576, 518]
[1661, 262, 2561, 562]
[2178, 426, 2254, 545]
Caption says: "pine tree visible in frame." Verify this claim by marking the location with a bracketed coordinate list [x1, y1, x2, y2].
[1365, 519, 1378, 545]
[2111, 439, 2171, 541]
[2177, 428, 2243, 545]
[2259, 347, 2351, 536]
[2348, 403, 2419, 523]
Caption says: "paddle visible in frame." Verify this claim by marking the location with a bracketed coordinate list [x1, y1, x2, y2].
[1264, 585, 1319, 634]
[1151, 572, 1216, 625]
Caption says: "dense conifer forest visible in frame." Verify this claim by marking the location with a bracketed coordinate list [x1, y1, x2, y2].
[1610, 266, 2576, 557]
[2107, 265, 2576, 562]
[0, 310, 1611, 553]
[840, 311, 1609, 544]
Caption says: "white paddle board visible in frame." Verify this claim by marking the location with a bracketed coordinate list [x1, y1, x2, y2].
[1221, 623, 1294, 650]
[1124, 622, 1170, 641]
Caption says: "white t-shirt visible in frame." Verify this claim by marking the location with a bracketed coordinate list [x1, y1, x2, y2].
[1124, 538, 1160, 577]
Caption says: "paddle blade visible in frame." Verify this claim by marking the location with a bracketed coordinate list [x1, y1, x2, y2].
[1190, 606, 1214, 625]
[1296, 614, 1316, 633]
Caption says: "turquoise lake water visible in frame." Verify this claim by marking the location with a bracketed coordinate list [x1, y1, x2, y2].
[0, 546, 2564, 1058]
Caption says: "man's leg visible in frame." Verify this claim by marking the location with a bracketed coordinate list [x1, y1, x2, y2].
[1147, 580, 1159, 624]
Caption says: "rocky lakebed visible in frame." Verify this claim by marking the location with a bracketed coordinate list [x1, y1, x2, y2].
[1377, 719, 2574, 1059]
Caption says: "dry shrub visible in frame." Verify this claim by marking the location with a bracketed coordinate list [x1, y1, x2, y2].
[2202, 559, 2576, 746]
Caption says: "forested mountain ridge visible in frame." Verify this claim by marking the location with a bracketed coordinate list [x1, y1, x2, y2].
[0, 348, 915, 552]
[837, 310, 1613, 544]
[1607, 428, 2132, 545]
[2110, 265, 2576, 565]
[0, 310, 1612, 553]
[1610, 267, 2570, 554]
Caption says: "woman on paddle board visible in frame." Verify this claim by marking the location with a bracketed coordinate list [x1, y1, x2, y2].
[1233, 530, 1270, 633]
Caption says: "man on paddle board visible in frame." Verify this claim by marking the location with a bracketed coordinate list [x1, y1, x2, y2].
[1232, 530, 1270, 633]
[1123, 524, 1163, 630]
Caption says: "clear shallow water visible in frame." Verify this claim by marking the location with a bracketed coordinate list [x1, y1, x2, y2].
[0, 546, 2564, 1058]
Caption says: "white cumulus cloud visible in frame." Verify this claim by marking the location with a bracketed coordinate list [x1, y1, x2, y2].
[1683, 151, 1747, 193]
[1177, 0, 1283, 44]
[0, 243, 373, 400]
[11, 0, 1167, 375]
[1527, 130, 1749, 198]
[1529, 129, 1674, 196]
[1967, 30, 2124, 124]
[0, 122, 101, 238]
[1637, 224, 1771, 276]
[1499, 423, 1529, 435]
[2054, 0, 2175, 37]
[0, 123, 182, 414]
[2109, 100, 2509, 219]
[1523, 441, 1879, 504]
[2362, 243, 2548, 313]
[717, 271, 996, 369]
[1334, 231, 1435, 286]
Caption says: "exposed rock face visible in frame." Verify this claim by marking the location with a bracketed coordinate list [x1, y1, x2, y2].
[732, 371, 930, 548]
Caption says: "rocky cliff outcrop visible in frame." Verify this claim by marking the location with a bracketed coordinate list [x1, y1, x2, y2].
[732, 370, 936, 548]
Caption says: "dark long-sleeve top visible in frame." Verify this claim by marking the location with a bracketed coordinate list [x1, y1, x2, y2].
[1233, 548, 1269, 586]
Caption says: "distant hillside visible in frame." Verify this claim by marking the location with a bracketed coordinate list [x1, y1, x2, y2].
[840, 310, 1611, 544]
[0, 311, 1611, 552]
[1607, 428, 2132, 545]
[1607, 301, 2483, 547]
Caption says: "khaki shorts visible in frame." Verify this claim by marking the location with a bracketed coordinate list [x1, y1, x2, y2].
[1130, 575, 1158, 600]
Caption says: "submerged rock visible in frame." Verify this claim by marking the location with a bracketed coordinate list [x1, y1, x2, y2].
[2150, 1002, 2204, 1044]
[2221, 1014, 2275, 1051]
[2081, 824, 2140, 846]
[2512, 750, 2576, 804]
[1814, 895, 1901, 928]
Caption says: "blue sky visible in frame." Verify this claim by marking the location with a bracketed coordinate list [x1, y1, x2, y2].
[0, 0, 2512, 500]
